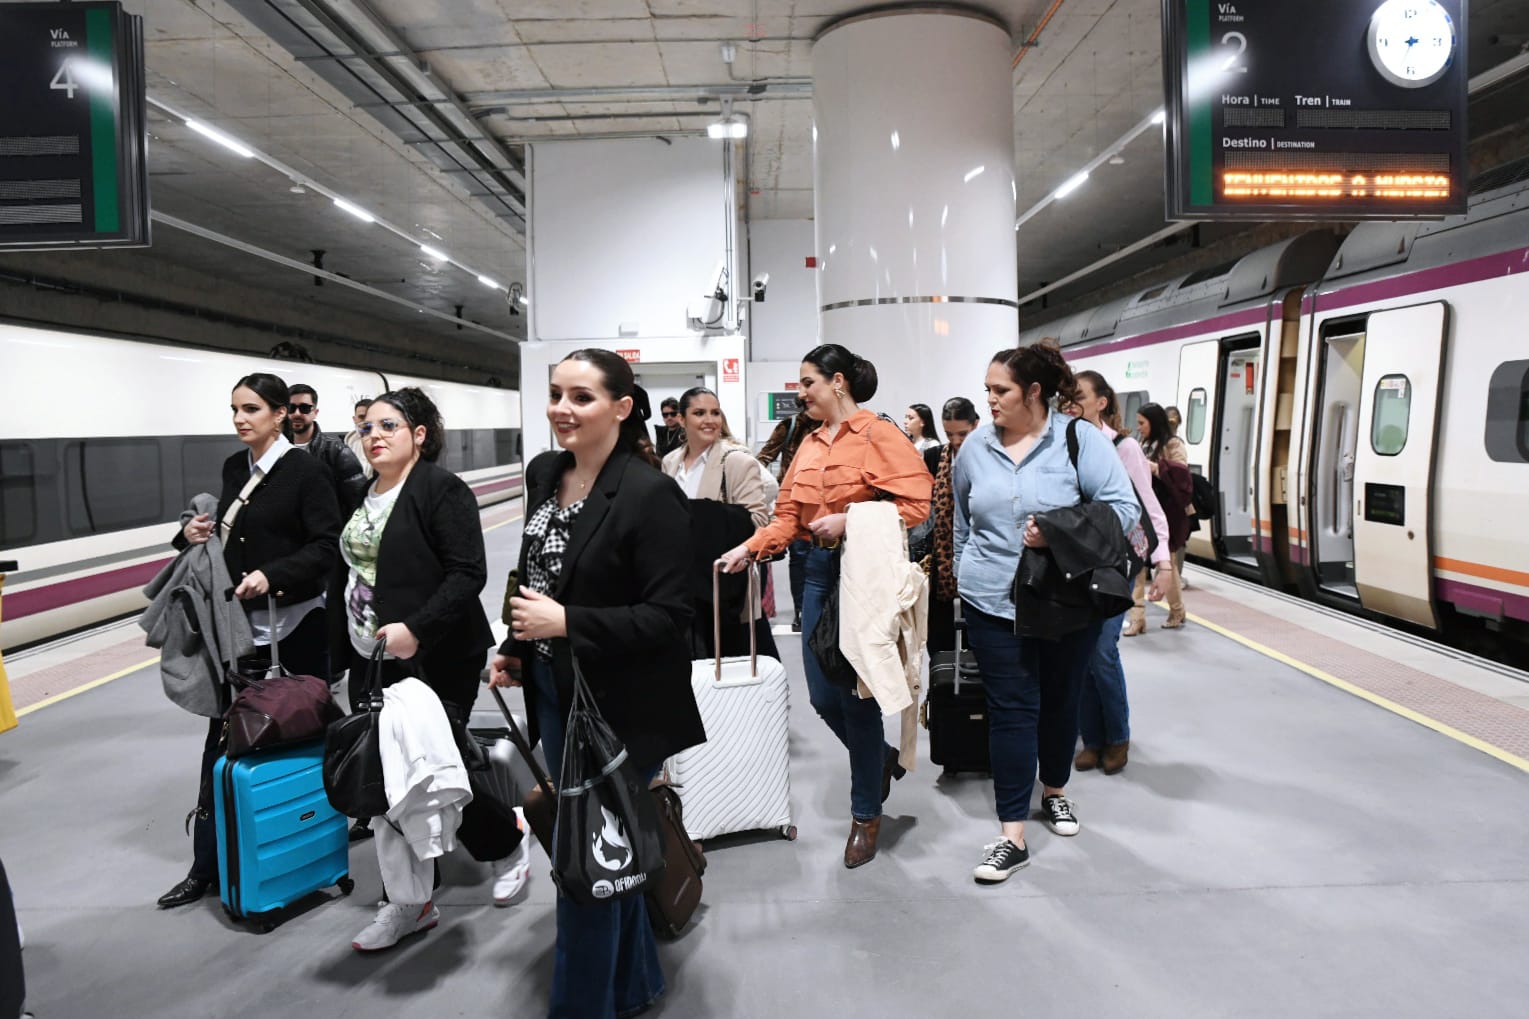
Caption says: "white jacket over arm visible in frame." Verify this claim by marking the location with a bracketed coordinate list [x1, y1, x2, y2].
[840, 501, 929, 772]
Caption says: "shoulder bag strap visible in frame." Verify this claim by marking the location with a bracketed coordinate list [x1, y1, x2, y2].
[218, 470, 264, 543]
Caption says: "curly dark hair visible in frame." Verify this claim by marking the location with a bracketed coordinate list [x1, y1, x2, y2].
[990, 339, 1080, 408]
[371, 386, 445, 462]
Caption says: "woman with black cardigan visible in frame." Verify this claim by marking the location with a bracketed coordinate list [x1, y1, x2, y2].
[157, 372, 341, 910]
[331, 387, 529, 952]
[490, 349, 705, 1019]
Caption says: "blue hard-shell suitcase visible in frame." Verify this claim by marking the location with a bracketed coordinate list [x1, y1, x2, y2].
[213, 740, 353, 927]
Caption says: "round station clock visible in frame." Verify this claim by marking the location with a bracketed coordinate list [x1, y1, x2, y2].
[1367, 0, 1457, 89]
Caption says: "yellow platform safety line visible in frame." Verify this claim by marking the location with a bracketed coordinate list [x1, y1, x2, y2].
[1179, 606, 1529, 776]
[16, 654, 162, 718]
[10, 510, 525, 720]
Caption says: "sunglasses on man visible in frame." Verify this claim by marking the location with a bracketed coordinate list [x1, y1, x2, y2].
[287, 402, 316, 414]
[356, 418, 407, 437]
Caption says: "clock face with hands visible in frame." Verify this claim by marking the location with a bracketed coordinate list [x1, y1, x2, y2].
[1367, 0, 1457, 89]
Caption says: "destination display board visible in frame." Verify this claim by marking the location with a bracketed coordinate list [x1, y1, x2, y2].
[1163, 0, 1469, 220]
[0, 2, 150, 249]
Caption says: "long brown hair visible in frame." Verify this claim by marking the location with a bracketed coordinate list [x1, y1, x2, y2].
[1073, 369, 1123, 434]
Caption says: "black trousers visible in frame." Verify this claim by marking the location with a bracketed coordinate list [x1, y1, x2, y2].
[189, 608, 332, 881]
[346, 647, 523, 865]
[0, 856, 23, 1019]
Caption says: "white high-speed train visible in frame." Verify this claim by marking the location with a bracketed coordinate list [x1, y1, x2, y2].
[0, 326, 522, 651]
[1019, 174, 1529, 659]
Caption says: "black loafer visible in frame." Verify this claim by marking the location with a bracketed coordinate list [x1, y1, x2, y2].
[157, 875, 211, 909]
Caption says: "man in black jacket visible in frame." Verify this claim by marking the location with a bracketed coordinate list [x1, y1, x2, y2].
[654, 397, 684, 457]
[289, 384, 368, 516]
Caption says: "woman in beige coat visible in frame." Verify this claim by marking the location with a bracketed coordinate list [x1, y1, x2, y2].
[662, 386, 778, 659]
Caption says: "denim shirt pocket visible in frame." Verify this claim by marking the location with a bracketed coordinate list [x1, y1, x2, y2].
[1026, 466, 1079, 513]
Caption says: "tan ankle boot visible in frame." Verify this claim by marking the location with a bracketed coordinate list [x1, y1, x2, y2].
[1122, 617, 1146, 636]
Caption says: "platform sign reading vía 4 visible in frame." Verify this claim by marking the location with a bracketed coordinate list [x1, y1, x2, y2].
[1162, 0, 1468, 220]
[0, 2, 150, 249]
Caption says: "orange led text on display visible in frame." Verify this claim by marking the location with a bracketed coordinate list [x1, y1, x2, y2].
[1222, 172, 1450, 200]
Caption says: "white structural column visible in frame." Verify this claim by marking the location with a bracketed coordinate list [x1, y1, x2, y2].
[812, 8, 1018, 415]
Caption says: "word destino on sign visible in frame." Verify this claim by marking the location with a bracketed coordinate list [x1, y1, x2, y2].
[1162, 0, 1468, 220]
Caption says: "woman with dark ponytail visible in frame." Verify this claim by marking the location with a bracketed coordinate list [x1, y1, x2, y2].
[719, 342, 933, 870]
[490, 348, 704, 1017]
[952, 340, 1138, 886]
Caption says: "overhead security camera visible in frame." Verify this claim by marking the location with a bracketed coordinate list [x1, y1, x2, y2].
[752, 272, 769, 302]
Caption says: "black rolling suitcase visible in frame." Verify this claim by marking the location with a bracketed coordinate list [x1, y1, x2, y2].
[923, 609, 990, 774]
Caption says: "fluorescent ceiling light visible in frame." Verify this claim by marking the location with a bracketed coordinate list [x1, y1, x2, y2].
[419, 244, 447, 261]
[1054, 171, 1090, 199]
[707, 119, 748, 139]
[963, 165, 986, 183]
[1150, 108, 1166, 125]
[333, 198, 375, 223]
[478, 275, 500, 289]
[184, 119, 254, 158]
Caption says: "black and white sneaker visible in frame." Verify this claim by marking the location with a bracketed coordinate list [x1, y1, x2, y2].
[1041, 795, 1080, 836]
[973, 838, 1029, 884]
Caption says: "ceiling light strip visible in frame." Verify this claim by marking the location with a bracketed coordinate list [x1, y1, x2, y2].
[147, 95, 519, 290]
[151, 211, 522, 344]
[1017, 222, 1194, 307]
[1015, 109, 1164, 233]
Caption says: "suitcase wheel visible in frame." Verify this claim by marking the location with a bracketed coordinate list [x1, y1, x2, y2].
[337, 877, 355, 896]
[255, 919, 277, 934]
[781, 825, 798, 841]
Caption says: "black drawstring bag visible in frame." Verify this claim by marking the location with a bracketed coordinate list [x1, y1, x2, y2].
[808, 565, 859, 689]
[553, 660, 666, 906]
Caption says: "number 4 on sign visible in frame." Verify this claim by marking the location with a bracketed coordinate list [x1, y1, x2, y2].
[51, 61, 81, 99]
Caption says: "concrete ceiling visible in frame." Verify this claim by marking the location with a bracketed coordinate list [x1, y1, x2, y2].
[9, 0, 1529, 359]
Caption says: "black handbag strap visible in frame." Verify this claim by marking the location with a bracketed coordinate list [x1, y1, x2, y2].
[490, 685, 555, 800]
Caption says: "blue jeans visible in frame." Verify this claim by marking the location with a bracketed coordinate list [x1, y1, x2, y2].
[787, 539, 810, 616]
[1078, 611, 1130, 749]
[801, 545, 889, 822]
[528, 657, 664, 1019]
[962, 603, 1102, 824]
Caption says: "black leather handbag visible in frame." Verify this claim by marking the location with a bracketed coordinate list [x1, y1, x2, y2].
[807, 550, 859, 689]
[322, 644, 389, 818]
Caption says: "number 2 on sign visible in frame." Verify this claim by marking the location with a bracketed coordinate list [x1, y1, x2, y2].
[1221, 31, 1248, 73]
[51, 62, 80, 99]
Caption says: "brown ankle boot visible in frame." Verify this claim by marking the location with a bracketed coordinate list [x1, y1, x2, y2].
[1101, 741, 1130, 774]
[1122, 617, 1145, 637]
[1162, 608, 1186, 629]
[1074, 747, 1101, 771]
[843, 817, 881, 869]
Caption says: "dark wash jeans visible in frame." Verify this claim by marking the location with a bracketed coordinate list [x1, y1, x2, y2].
[801, 545, 892, 822]
[191, 608, 329, 881]
[528, 656, 664, 1019]
[961, 602, 1101, 824]
[1077, 610, 1130, 749]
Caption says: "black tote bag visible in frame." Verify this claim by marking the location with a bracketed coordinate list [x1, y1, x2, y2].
[322, 644, 389, 819]
[553, 661, 666, 906]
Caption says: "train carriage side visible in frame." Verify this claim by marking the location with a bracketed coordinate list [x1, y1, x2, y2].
[1296, 183, 1529, 647]
[1033, 231, 1338, 583]
[0, 326, 522, 652]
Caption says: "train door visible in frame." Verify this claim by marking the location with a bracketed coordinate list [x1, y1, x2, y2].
[1351, 302, 1447, 630]
[1176, 340, 1219, 559]
[1309, 320, 1367, 598]
[1216, 337, 1262, 566]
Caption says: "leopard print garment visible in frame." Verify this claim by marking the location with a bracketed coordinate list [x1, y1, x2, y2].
[931, 443, 957, 602]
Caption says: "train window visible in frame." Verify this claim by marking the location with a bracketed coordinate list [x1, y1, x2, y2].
[1186, 389, 1208, 444]
[1484, 360, 1529, 464]
[64, 439, 164, 534]
[180, 437, 232, 509]
[1118, 390, 1149, 427]
[1371, 375, 1411, 456]
[0, 442, 38, 546]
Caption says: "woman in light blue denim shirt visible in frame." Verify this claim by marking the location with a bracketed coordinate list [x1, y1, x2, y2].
[952, 342, 1138, 885]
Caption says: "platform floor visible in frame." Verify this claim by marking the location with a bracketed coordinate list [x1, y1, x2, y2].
[4, 501, 1529, 1018]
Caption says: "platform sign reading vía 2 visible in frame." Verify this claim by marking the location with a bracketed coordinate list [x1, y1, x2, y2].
[0, 1, 149, 249]
[1162, 0, 1468, 220]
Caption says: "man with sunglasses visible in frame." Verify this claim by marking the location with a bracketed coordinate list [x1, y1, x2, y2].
[289, 383, 367, 516]
[654, 396, 685, 457]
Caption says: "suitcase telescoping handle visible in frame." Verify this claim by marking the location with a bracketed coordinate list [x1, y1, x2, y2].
[711, 559, 759, 681]
[489, 685, 556, 801]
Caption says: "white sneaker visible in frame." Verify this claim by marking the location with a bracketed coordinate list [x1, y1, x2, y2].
[492, 809, 531, 906]
[351, 900, 439, 952]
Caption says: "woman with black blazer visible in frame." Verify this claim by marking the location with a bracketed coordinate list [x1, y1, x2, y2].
[490, 348, 705, 1019]
[329, 387, 529, 952]
[157, 372, 341, 910]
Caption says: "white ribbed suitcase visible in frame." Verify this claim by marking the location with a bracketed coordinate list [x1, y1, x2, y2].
[666, 566, 796, 842]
